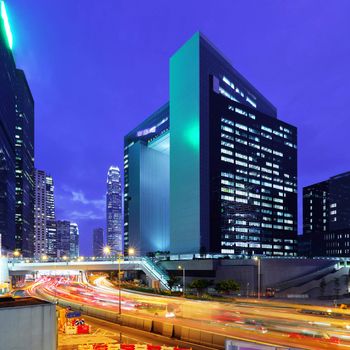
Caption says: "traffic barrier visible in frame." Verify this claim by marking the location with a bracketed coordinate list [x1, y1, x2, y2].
[78, 345, 93, 350]
[135, 345, 147, 350]
[121, 345, 135, 350]
[108, 345, 121, 350]
[78, 345, 191, 350]
[65, 325, 77, 335]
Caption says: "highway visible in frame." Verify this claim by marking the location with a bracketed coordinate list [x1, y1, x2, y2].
[26, 275, 350, 349]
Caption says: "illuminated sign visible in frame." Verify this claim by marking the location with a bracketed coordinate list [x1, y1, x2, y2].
[1, 1, 13, 50]
[137, 126, 156, 137]
[136, 117, 169, 138]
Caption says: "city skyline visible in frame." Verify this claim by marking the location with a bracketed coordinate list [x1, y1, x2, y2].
[7, 0, 350, 255]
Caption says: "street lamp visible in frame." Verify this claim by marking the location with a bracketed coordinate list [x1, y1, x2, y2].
[253, 256, 261, 299]
[103, 246, 135, 315]
[41, 254, 48, 262]
[178, 265, 186, 297]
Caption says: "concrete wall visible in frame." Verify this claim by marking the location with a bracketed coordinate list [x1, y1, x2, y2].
[0, 303, 56, 350]
[160, 258, 338, 293]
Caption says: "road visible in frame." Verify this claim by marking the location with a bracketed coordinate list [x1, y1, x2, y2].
[58, 312, 215, 350]
[26, 275, 350, 349]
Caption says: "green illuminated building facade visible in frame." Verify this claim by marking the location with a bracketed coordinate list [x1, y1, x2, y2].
[125, 33, 298, 256]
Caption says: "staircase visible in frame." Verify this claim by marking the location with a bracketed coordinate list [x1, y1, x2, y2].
[140, 257, 170, 290]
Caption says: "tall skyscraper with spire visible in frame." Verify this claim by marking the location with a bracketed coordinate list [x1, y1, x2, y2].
[106, 166, 123, 253]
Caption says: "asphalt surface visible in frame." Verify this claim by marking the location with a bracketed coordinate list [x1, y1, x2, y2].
[27, 275, 350, 349]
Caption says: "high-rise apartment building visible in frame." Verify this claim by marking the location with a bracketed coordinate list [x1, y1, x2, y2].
[93, 227, 104, 257]
[34, 170, 47, 257]
[106, 166, 123, 253]
[34, 170, 56, 257]
[69, 222, 79, 258]
[56, 220, 70, 258]
[45, 175, 56, 257]
[124, 32, 298, 256]
[303, 171, 350, 257]
[0, 2, 34, 254]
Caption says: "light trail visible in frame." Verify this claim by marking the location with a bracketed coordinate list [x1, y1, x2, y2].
[26, 275, 350, 350]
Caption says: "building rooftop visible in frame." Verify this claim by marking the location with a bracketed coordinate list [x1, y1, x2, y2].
[0, 296, 51, 309]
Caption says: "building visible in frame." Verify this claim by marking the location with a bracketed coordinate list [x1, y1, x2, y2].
[69, 222, 79, 258]
[124, 32, 298, 256]
[0, 297, 56, 350]
[93, 227, 104, 257]
[56, 220, 70, 258]
[303, 171, 350, 257]
[106, 166, 123, 253]
[124, 105, 170, 255]
[14, 69, 35, 257]
[34, 170, 56, 258]
[0, 1, 35, 254]
[34, 170, 47, 257]
[45, 175, 56, 257]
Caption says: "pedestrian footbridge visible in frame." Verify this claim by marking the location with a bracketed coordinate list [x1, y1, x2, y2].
[7, 257, 170, 290]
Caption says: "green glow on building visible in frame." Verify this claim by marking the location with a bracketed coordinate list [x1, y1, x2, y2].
[184, 120, 200, 150]
[1, 1, 13, 50]
[170, 32, 201, 253]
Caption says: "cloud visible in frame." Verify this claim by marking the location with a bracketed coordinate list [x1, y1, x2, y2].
[71, 190, 105, 210]
[56, 186, 106, 222]
[69, 210, 105, 221]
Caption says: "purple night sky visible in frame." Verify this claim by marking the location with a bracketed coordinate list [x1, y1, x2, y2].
[8, 1, 350, 255]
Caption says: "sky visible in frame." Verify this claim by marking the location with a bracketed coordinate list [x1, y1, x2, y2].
[7, 0, 350, 255]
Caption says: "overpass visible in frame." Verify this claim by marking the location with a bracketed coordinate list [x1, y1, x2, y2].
[7, 257, 170, 290]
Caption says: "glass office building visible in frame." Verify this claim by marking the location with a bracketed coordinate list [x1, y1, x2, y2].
[14, 69, 34, 257]
[1, 2, 34, 255]
[125, 32, 298, 256]
[124, 105, 169, 255]
[303, 171, 350, 257]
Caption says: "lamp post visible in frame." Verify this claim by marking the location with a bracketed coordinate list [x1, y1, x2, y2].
[103, 246, 135, 315]
[178, 265, 186, 297]
[253, 256, 261, 299]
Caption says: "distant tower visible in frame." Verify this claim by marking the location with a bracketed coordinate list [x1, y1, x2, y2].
[106, 166, 123, 253]
[69, 222, 79, 258]
[34, 170, 57, 258]
[56, 220, 70, 258]
[45, 175, 56, 258]
[92, 227, 104, 257]
[34, 170, 47, 257]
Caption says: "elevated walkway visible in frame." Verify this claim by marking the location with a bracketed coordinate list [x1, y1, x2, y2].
[8, 257, 170, 290]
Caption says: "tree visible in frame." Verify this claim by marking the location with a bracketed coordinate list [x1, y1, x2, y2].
[189, 279, 213, 296]
[215, 279, 240, 295]
[167, 272, 180, 291]
[334, 277, 340, 298]
[320, 278, 326, 298]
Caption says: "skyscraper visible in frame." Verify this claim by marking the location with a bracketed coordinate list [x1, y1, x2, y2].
[45, 175, 56, 257]
[14, 69, 35, 257]
[1, 2, 34, 254]
[124, 106, 170, 255]
[56, 220, 70, 258]
[106, 166, 123, 253]
[34, 170, 47, 257]
[93, 227, 104, 257]
[69, 222, 79, 258]
[34, 170, 56, 257]
[303, 171, 350, 257]
[124, 32, 298, 256]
